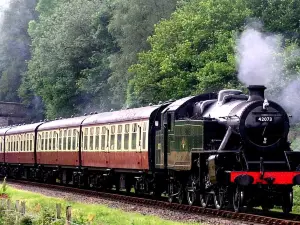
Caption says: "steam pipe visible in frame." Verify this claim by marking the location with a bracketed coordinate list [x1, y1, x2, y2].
[218, 126, 232, 151]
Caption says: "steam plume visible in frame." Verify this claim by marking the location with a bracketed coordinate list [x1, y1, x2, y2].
[0, 0, 10, 23]
[236, 22, 300, 123]
[236, 22, 283, 86]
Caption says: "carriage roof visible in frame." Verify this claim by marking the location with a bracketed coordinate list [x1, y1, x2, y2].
[6, 122, 43, 135]
[82, 105, 161, 126]
[38, 116, 88, 131]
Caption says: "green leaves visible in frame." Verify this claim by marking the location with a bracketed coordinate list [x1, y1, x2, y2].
[24, 0, 117, 118]
[0, 0, 299, 120]
[129, 0, 250, 105]
[108, 0, 177, 106]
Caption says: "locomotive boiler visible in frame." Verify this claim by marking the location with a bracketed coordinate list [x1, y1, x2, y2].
[156, 85, 300, 213]
[0, 85, 299, 214]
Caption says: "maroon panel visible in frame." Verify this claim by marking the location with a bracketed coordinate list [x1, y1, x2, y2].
[141, 152, 149, 169]
[0, 153, 4, 163]
[57, 151, 79, 166]
[5, 153, 19, 164]
[81, 151, 108, 168]
[81, 151, 149, 170]
[37, 152, 57, 165]
[37, 151, 79, 166]
[18, 152, 35, 164]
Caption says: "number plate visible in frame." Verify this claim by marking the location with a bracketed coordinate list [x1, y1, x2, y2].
[256, 116, 273, 122]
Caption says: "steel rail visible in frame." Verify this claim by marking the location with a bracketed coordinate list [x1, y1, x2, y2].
[7, 179, 300, 225]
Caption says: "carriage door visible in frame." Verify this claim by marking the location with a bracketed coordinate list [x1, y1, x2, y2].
[155, 116, 164, 169]
[138, 123, 143, 168]
[155, 110, 172, 169]
[105, 127, 110, 167]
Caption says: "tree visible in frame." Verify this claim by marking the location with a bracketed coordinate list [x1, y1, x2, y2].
[129, 0, 251, 105]
[108, 0, 178, 106]
[0, 0, 37, 102]
[23, 0, 117, 119]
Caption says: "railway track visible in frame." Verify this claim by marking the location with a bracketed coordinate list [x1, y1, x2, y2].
[6, 179, 300, 225]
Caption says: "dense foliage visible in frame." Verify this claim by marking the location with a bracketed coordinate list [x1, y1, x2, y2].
[0, 0, 300, 119]
[129, 0, 300, 105]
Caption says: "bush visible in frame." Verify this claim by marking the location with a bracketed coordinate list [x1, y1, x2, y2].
[20, 216, 33, 225]
[1, 177, 7, 195]
[35, 207, 55, 225]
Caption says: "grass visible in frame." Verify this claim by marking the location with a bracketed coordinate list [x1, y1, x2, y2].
[293, 186, 300, 213]
[4, 186, 201, 225]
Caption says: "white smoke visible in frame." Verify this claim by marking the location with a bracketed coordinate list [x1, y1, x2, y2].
[236, 22, 300, 123]
[236, 23, 284, 86]
[279, 79, 300, 123]
[0, 0, 10, 30]
[0, 0, 10, 20]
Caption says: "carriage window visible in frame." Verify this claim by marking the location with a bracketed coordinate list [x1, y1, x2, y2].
[90, 127, 94, 150]
[63, 130, 67, 150]
[12, 136, 14, 151]
[95, 127, 100, 150]
[142, 122, 147, 149]
[110, 126, 115, 150]
[117, 125, 122, 150]
[132, 123, 137, 149]
[16, 136, 19, 152]
[53, 132, 56, 150]
[23, 135, 26, 152]
[11, 136, 13, 152]
[101, 127, 106, 150]
[20, 135, 23, 151]
[16, 136, 18, 152]
[24, 134, 26, 151]
[124, 124, 129, 150]
[72, 130, 77, 150]
[45, 132, 48, 151]
[59, 130, 62, 150]
[30, 134, 33, 151]
[49, 132, 52, 150]
[22, 135, 24, 152]
[28, 134, 30, 151]
[84, 128, 88, 150]
[68, 130, 72, 150]
[41, 133, 44, 151]
[12, 136, 15, 151]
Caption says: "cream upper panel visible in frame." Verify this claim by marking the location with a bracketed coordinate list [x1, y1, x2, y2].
[6, 133, 35, 152]
[82, 120, 149, 152]
[37, 128, 80, 152]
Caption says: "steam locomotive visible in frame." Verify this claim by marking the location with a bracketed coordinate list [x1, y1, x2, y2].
[0, 85, 299, 213]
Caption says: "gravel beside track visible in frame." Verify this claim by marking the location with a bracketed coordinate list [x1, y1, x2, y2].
[8, 182, 250, 225]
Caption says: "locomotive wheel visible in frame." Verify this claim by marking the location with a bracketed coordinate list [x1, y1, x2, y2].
[282, 190, 293, 214]
[186, 175, 197, 205]
[177, 184, 185, 204]
[233, 186, 244, 212]
[214, 189, 224, 210]
[168, 182, 175, 203]
[199, 193, 209, 208]
[187, 191, 196, 206]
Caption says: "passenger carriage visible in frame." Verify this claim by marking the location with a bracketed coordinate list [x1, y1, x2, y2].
[80, 106, 157, 170]
[5, 123, 40, 165]
[37, 116, 87, 166]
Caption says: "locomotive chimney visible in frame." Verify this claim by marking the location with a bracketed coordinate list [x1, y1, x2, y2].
[247, 85, 266, 101]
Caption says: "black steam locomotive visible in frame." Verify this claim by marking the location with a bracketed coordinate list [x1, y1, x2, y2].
[156, 85, 300, 213]
[1, 85, 299, 214]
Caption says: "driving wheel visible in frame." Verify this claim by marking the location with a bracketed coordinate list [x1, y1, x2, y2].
[233, 186, 244, 212]
[214, 189, 224, 210]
